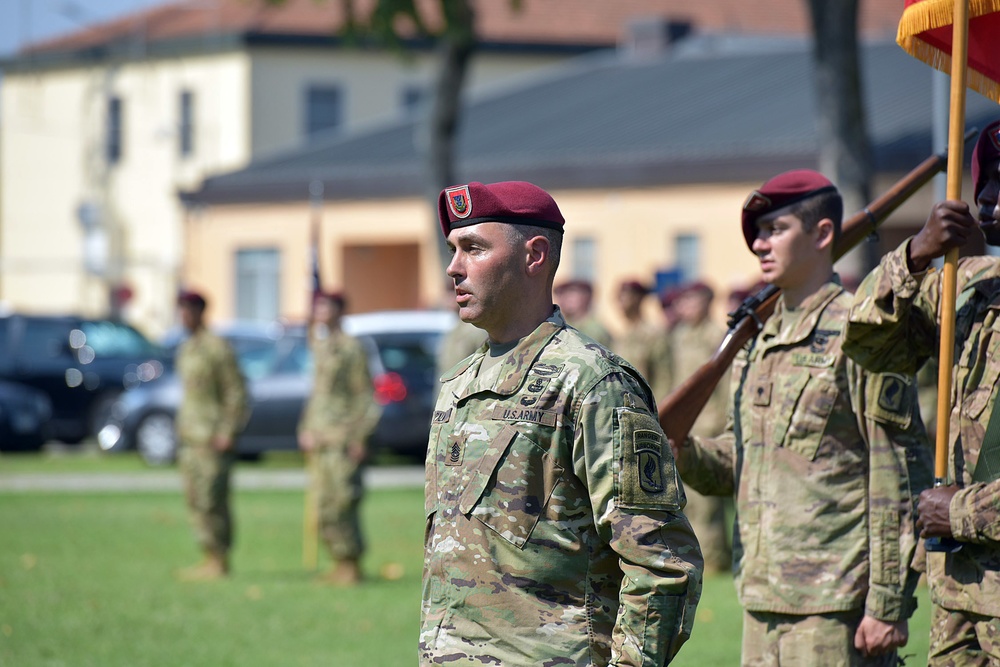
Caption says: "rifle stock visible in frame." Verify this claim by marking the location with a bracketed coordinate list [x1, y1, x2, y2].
[657, 150, 949, 447]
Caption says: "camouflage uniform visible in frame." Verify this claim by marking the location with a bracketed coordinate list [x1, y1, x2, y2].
[298, 328, 380, 561]
[175, 328, 248, 555]
[568, 312, 614, 348]
[669, 317, 732, 574]
[612, 319, 673, 403]
[421, 309, 702, 667]
[678, 279, 932, 665]
[844, 241, 1000, 666]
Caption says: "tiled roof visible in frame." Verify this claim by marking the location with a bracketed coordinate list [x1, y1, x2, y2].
[185, 37, 1000, 205]
[18, 0, 899, 59]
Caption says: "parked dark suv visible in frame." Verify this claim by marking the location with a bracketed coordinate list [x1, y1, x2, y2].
[0, 313, 170, 444]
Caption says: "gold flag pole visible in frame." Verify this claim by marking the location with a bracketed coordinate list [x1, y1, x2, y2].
[928, 0, 970, 552]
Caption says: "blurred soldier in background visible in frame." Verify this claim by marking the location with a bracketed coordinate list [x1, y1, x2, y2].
[175, 290, 248, 581]
[554, 278, 612, 347]
[298, 291, 381, 586]
[669, 280, 732, 575]
[675, 171, 932, 665]
[612, 279, 673, 400]
[436, 317, 486, 379]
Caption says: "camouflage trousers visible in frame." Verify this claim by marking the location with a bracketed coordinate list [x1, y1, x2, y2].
[179, 445, 235, 554]
[742, 610, 900, 667]
[928, 605, 1000, 666]
[309, 446, 365, 561]
[684, 488, 731, 574]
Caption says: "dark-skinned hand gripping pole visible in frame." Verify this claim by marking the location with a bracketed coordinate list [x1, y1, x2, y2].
[657, 148, 955, 448]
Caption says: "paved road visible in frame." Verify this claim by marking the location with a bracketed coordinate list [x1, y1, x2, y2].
[0, 465, 425, 493]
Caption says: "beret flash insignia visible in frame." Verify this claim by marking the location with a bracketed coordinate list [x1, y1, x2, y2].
[743, 190, 771, 212]
[446, 185, 473, 219]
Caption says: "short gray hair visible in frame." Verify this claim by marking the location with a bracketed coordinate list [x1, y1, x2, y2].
[503, 224, 562, 277]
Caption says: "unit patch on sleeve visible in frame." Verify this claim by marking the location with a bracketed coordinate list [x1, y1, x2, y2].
[616, 409, 682, 511]
[865, 373, 912, 427]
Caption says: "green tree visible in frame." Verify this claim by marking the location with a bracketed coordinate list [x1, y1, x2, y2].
[805, 0, 879, 277]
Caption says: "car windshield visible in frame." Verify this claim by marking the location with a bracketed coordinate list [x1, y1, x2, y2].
[369, 332, 442, 375]
[228, 336, 283, 381]
[77, 321, 164, 357]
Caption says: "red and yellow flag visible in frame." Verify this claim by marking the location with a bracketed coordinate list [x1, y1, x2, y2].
[898, 0, 1000, 102]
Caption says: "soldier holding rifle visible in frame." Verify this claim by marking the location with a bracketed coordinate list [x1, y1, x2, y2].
[844, 121, 1000, 666]
[674, 170, 933, 665]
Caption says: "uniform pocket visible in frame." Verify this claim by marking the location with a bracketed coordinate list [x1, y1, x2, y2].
[458, 424, 563, 548]
[617, 409, 683, 511]
[783, 374, 837, 461]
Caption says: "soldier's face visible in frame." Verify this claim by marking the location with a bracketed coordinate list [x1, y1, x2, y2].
[752, 209, 829, 288]
[978, 158, 1000, 245]
[446, 222, 524, 334]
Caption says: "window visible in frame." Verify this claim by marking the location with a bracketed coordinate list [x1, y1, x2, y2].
[106, 96, 123, 164]
[305, 85, 343, 138]
[179, 90, 194, 157]
[571, 237, 597, 282]
[674, 234, 700, 282]
[235, 249, 280, 322]
[401, 85, 425, 116]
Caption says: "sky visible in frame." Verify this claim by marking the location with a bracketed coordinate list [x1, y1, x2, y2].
[0, 0, 166, 57]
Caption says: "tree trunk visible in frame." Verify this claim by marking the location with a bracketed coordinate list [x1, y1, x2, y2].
[806, 0, 878, 283]
[424, 0, 476, 273]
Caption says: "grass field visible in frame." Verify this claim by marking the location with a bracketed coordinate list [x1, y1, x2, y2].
[0, 453, 933, 666]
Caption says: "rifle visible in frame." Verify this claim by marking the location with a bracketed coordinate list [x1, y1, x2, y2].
[657, 148, 954, 447]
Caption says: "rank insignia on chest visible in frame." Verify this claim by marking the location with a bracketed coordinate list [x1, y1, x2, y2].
[444, 434, 466, 466]
[753, 380, 772, 407]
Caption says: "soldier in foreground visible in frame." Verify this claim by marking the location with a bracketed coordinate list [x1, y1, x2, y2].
[174, 290, 248, 580]
[674, 171, 932, 665]
[421, 180, 702, 666]
[298, 291, 380, 585]
[844, 120, 1000, 666]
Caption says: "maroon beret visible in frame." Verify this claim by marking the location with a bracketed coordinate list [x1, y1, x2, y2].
[681, 280, 714, 299]
[741, 169, 838, 249]
[554, 279, 593, 295]
[619, 279, 650, 295]
[314, 290, 346, 309]
[438, 181, 565, 237]
[972, 120, 1000, 204]
[177, 290, 207, 309]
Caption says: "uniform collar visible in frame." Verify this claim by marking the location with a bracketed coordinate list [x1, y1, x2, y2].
[761, 277, 843, 347]
[448, 307, 566, 400]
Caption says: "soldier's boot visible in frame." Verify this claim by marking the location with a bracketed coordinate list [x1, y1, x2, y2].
[319, 558, 362, 586]
[176, 550, 229, 581]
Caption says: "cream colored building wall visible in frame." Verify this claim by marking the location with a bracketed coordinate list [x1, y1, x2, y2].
[248, 48, 572, 157]
[182, 183, 766, 327]
[1, 52, 252, 337]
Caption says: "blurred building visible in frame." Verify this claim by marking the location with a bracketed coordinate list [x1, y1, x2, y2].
[0, 0, 919, 335]
[181, 36, 999, 333]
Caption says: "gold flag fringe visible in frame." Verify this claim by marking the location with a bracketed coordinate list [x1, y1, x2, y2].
[896, 0, 1000, 103]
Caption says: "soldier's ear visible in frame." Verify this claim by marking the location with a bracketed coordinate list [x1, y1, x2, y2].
[814, 218, 835, 250]
[525, 235, 550, 277]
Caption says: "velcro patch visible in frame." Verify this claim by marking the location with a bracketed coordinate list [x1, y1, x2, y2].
[490, 405, 557, 427]
[432, 408, 453, 424]
[617, 409, 682, 510]
[865, 373, 912, 428]
[791, 353, 835, 368]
